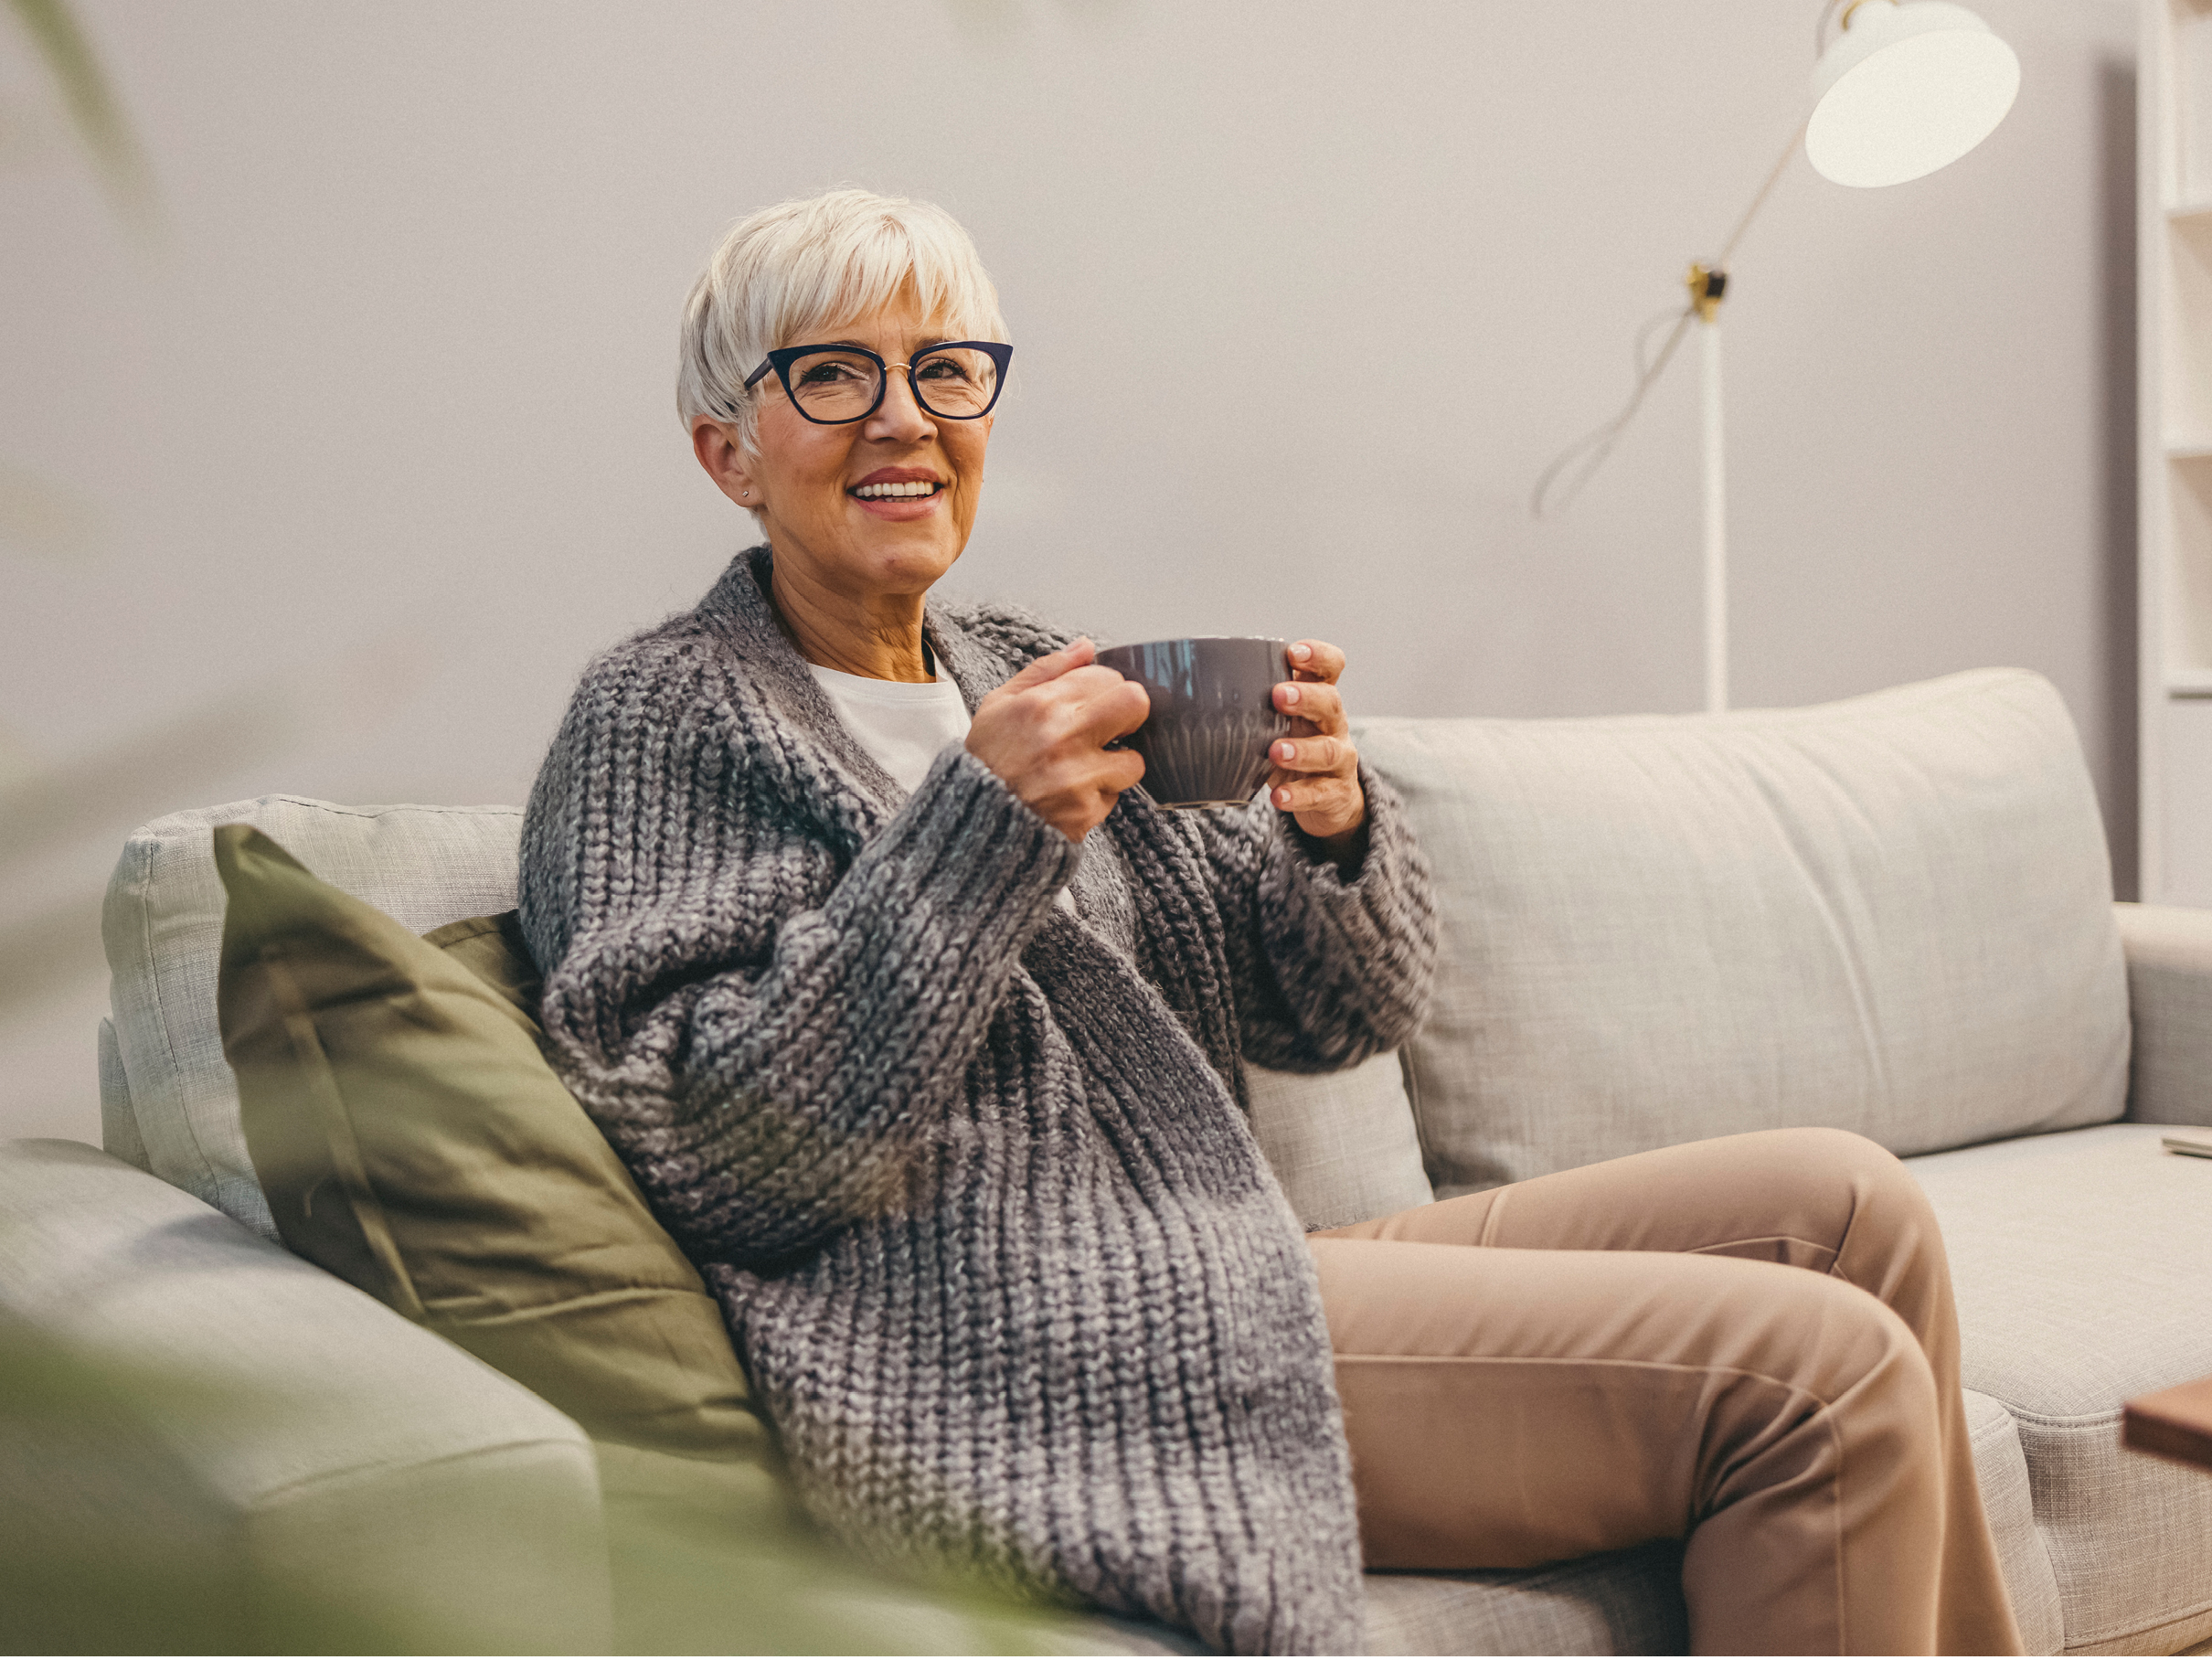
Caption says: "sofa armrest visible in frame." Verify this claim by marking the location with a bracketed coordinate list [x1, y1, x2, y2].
[2114, 903, 2212, 1127]
[0, 1138, 611, 1653]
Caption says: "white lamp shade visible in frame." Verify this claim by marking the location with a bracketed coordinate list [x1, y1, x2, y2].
[1806, 1, 2020, 188]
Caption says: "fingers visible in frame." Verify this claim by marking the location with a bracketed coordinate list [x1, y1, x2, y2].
[1047, 665, 1149, 742]
[1102, 747, 1147, 794]
[994, 636, 1098, 697]
[1269, 734, 1355, 776]
[1026, 740, 1146, 845]
[1286, 640, 1345, 684]
[967, 644, 1150, 846]
[1268, 770, 1366, 832]
[1273, 677, 1346, 735]
[1266, 659, 1362, 840]
[1041, 742, 1145, 811]
[979, 657, 1143, 760]
[1104, 678, 1152, 739]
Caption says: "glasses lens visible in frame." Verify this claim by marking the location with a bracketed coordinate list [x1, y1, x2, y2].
[909, 346, 999, 418]
[784, 350, 882, 420]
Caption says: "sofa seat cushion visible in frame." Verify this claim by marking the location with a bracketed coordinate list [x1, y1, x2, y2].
[1963, 1385, 2067, 1656]
[1359, 669, 2129, 1195]
[1908, 1123, 2212, 1655]
[1354, 1545, 1686, 1655]
[1091, 1391, 2057, 1656]
[1069, 1545, 1686, 1656]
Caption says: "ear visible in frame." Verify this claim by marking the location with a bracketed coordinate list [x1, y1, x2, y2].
[692, 418, 762, 512]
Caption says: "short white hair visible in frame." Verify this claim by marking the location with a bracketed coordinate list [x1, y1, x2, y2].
[676, 188, 1009, 452]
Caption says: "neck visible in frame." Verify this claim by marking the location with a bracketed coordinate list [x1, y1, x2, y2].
[768, 551, 932, 682]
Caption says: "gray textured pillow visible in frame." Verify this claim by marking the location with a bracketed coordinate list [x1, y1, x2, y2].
[1358, 669, 2130, 1196]
[1245, 1053, 1432, 1229]
[101, 796, 524, 1240]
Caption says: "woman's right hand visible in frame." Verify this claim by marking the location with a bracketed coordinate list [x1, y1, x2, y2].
[966, 638, 1149, 844]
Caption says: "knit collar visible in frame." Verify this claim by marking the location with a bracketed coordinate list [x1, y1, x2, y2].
[693, 544, 1001, 844]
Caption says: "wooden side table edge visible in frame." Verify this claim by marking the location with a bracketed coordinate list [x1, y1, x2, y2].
[2122, 1377, 2212, 1474]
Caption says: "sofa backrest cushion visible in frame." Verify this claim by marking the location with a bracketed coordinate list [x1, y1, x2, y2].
[103, 796, 524, 1240]
[1356, 668, 2131, 1196]
[1245, 1054, 1432, 1229]
[103, 793, 1427, 1238]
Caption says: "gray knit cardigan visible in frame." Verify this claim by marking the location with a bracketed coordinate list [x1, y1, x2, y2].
[519, 548, 1437, 1654]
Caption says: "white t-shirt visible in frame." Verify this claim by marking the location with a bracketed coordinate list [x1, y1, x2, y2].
[807, 663, 973, 796]
[808, 661, 1079, 916]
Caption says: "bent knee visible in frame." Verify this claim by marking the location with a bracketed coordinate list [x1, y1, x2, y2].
[1757, 1126, 1931, 1218]
[1760, 1124, 1902, 1176]
[1794, 1272, 1939, 1410]
[1838, 1290, 1941, 1451]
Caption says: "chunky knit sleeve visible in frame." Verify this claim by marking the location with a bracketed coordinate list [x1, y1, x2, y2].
[1195, 761, 1437, 1073]
[519, 633, 1079, 1265]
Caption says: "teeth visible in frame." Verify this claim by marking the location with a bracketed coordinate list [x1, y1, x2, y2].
[853, 481, 939, 498]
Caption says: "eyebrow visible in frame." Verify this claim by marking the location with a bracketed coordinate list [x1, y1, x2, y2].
[814, 335, 958, 353]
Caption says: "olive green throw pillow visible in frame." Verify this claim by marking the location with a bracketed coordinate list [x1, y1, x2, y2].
[211, 823, 771, 1468]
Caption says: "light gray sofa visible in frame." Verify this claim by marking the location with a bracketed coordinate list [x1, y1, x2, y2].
[4, 666, 2210, 1655]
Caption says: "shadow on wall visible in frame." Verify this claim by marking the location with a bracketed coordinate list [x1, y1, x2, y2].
[0, 3, 436, 1139]
[2100, 56, 2141, 902]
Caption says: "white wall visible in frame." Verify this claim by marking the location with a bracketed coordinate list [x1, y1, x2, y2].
[0, 0, 2138, 1141]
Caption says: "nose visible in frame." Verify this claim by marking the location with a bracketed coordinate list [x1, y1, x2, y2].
[864, 365, 935, 445]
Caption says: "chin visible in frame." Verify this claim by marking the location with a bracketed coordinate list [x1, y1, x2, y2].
[855, 532, 962, 593]
[876, 506, 966, 547]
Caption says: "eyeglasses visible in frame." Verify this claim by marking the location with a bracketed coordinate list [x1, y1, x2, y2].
[742, 341, 1012, 425]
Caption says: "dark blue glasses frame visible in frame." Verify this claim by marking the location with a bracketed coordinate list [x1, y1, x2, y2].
[742, 341, 1014, 424]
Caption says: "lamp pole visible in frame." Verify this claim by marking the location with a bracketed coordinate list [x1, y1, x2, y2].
[1682, 125, 1796, 717]
[1690, 264, 1728, 713]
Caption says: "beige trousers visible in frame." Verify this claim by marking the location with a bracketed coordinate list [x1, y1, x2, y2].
[1312, 1127, 2023, 1656]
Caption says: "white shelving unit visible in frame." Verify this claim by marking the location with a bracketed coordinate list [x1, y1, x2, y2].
[2141, 0, 2212, 903]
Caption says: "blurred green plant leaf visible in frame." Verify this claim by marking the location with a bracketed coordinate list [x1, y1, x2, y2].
[0, 1309, 497, 1653]
[4, 0, 151, 215]
[0, 1309, 1094, 1655]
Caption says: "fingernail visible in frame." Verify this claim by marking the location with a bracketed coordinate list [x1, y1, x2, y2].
[1275, 788, 1292, 806]
[1276, 741, 1296, 761]
[1292, 644, 1313, 661]
[1281, 684, 1302, 706]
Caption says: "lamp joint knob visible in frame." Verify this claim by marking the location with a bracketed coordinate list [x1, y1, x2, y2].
[1686, 262, 1728, 321]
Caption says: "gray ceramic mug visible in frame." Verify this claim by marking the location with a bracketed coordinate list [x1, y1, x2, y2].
[1094, 636, 1294, 810]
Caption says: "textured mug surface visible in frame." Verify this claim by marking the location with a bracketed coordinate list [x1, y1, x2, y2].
[1096, 636, 1293, 809]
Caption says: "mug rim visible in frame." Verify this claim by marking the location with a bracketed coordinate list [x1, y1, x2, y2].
[1097, 634, 1288, 649]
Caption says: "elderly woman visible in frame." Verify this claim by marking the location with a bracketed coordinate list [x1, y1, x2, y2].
[520, 189, 2020, 1655]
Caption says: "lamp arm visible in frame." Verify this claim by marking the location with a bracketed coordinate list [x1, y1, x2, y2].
[1528, 119, 1806, 519]
[1716, 121, 1810, 271]
[1815, 0, 1841, 51]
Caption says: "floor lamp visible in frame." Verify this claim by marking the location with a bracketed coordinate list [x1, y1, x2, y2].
[1533, 0, 2022, 713]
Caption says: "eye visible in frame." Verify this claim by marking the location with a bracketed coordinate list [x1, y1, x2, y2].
[915, 354, 973, 383]
[797, 359, 867, 387]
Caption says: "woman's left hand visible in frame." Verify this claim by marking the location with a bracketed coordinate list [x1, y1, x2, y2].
[1268, 640, 1367, 859]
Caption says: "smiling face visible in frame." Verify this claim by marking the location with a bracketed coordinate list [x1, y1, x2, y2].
[697, 286, 994, 614]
